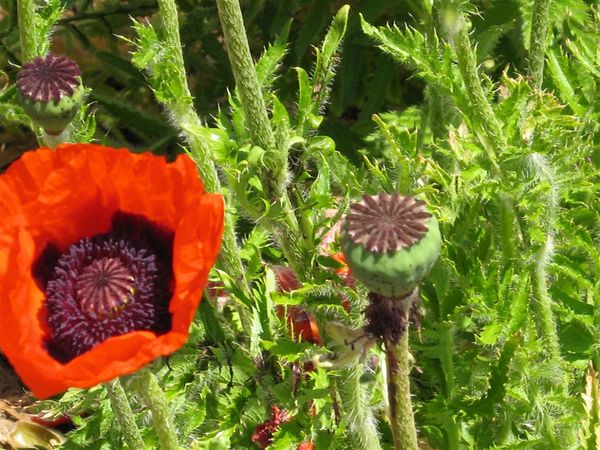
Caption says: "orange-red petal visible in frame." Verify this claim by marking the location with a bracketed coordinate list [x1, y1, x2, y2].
[0, 144, 223, 398]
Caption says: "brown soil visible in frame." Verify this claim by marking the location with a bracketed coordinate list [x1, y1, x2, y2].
[0, 355, 28, 405]
[0, 129, 37, 171]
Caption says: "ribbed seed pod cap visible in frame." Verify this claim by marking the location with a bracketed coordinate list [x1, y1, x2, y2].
[17, 54, 84, 135]
[341, 193, 441, 297]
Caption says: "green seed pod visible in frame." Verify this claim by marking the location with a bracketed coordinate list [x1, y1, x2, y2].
[341, 193, 441, 297]
[17, 55, 84, 135]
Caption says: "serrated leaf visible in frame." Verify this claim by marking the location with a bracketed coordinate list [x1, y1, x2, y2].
[478, 322, 503, 345]
[261, 339, 313, 361]
[256, 20, 291, 87]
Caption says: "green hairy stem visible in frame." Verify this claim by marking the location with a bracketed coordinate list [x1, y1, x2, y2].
[106, 379, 145, 450]
[132, 369, 180, 450]
[527, 153, 574, 450]
[17, 0, 38, 62]
[527, 154, 563, 371]
[339, 365, 382, 450]
[215, 0, 274, 151]
[384, 291, 419, 450]
[451, 13, 506, 168]
[385, 325, 418, 450]
[155, 0, 250, 301]
[528, 0, 552, 90]
[215, 0, 308, 279]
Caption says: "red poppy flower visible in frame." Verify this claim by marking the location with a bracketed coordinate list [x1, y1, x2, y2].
[272, 265, 321, 344]
[0, 143, 223, 399]
[330, 252, 355, 288]
[251, 406, 292, 449]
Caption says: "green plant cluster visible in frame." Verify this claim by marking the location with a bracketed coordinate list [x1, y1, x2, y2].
[2, 0, 600, 448]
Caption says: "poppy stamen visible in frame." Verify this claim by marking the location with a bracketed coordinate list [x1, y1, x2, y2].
[43, 216, 174, 363]
[77, 257, 135, 320]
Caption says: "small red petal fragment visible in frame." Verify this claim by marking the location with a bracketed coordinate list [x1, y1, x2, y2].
[297, 442, 315, 450]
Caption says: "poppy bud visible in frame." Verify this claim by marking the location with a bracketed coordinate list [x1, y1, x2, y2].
[17, 54, 84, 135]
[341, 193, 441, 297]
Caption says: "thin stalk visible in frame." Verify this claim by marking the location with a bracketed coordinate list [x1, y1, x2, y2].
[531, 236, 577, 448]
[594, 269, 600, 370]
[17, 0, 38, 62]
[132, 369, 179, 450]
[215, 0, 274, 151]
[384, 316, 418, 450]
[451, 14, 506, 169]
[527, 155, 560, 360]
[528, 0, 552, 90]
[382, 290, 418, 450]
[527, 154, 569, 390]
[426, 4, 459, 140]
[154, 0, 220, 192]
[105, 379, 145, 450]
[42, 129, 70, 148]
[532, 238, 561, 362]
[155, 0, 251, 308]
[339, 365, 382, 450]
[215, 0, 307, 279]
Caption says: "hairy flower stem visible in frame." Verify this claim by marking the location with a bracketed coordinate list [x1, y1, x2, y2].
[155, 0, 251, 312]
[42, 129, 70, 148]
[383, 292, 418, 450]
[451, 14, 505, 172]
[154, 0, 216, 187]
[594, 289, 600, 370]
[528, 0, 552, 90]
[106, 379, 145, 450]
[385, 326, 418, 449]
[215, 0, 274, 152]
[215, 0, 307, 279]
[527, 154, 568, 390]
[339, 365, 382, 450]
[532, 241, 561, 362]
[132, 369, 179, 450]
[17, 0, 38, 62]
[426, 6, 458, 140]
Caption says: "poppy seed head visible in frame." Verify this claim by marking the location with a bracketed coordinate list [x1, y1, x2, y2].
[341, 192, 441, 297]
[77, 257, 135, 320]
[344, 193, 431, 254]
[17, 54, 81, 103]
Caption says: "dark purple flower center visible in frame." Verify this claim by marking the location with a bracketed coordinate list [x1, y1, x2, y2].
[17, 54, 81, 103]
[34, 212, 174, 363]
